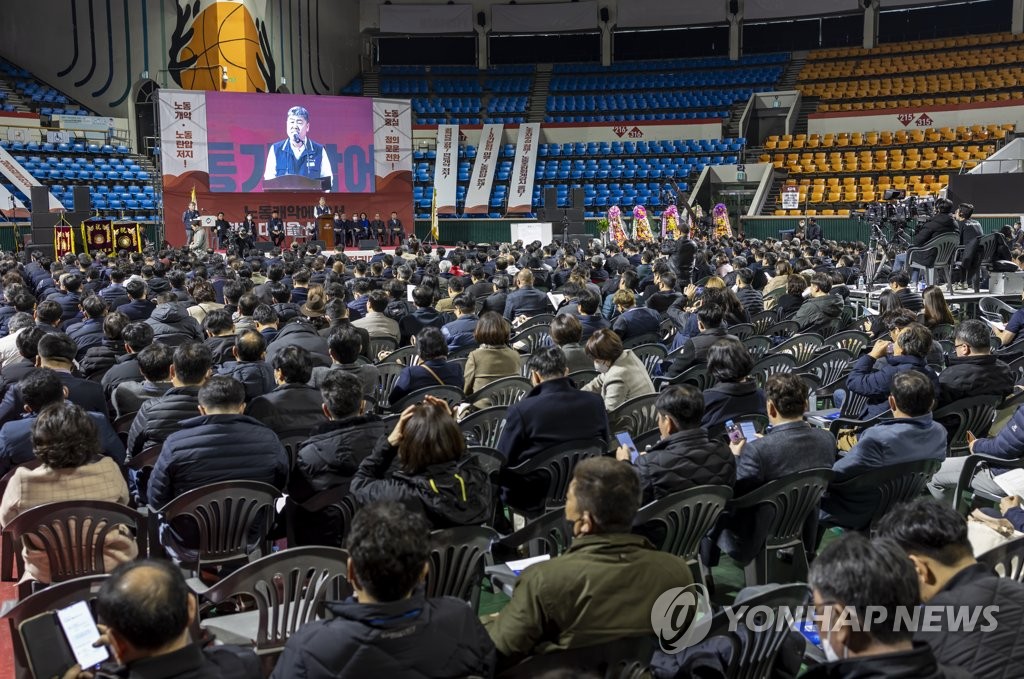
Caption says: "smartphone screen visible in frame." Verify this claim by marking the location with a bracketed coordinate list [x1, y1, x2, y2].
[56, 601, 108, 669]
[616, 431, 639, 463]
[739, 421, 758, 441]
[725, 419, 743, 444]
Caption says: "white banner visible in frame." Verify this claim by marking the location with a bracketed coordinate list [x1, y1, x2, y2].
[508, 123, 540, 214]
[0, 146, 62, 212]
[463, 123, 503, 215]
[51, 114, 122, 133]
[492, 1, 598, 33]
[372, 98, 413, 180]
[434, 125, 459, 214]
[156, 90, 209, 177]
[380, 4, 474, 34]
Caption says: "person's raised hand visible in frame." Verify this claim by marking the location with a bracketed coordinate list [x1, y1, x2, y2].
[422, 394, 453, 417]
[387, 405, 418, 446]
[869, 340, 890, 359]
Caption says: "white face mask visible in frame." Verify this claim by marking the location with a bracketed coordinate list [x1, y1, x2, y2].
[594, 360, 610, 373]
[822, 633, 843, 663]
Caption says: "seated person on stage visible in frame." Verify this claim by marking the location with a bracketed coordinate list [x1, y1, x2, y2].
[484, 457, 694, 671]
[822, 370, 947, 530]
[270, 502, 495, 679]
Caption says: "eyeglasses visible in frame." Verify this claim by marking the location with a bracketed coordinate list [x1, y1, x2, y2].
[954, 343, 968, 352]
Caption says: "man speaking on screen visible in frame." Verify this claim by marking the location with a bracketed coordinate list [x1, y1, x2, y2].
[263, 105, 333, 188]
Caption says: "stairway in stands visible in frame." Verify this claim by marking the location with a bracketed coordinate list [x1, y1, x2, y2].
[362, 71, 380, 98]
[777, 51, 807, 90]
[527, 64, 553, 123]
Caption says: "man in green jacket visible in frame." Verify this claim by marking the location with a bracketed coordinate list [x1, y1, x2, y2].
[484, 457, 694, 668]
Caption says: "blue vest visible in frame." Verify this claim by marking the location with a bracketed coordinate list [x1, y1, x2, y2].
[272, 139, 325, 179]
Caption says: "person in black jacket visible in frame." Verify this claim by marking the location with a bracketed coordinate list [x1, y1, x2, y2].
[65, 294, 107, 361]
[148, 376, 288, 558]
[115, 279, 155, 322]
[804, 533, 975, 679]
[700, 337, 766, 435]
[617, 384, 734, 505]
[350, 395, 492, 528]
[217, 330, 276, 403]
[937, 319, 1014, 409]
[146, 293, 204, 346]
[270, 502, 496, 679]
[875, 498, 1024, 679]
[202, 308, 237, 367]
[127, 342, 211, 458]
[503, 269, 551, 322]
[246, 345, 327, 438]
[664, 304, 735, 378]
[112, 343, 174, 419]
[79, 311, 130, 381]
[289, 371, 387, 505]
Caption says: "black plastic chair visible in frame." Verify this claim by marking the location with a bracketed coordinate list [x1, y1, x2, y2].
[608, 393, 660, 438]
[821, 459, 942, 532]
[980, 297, 1017, 325]
[750, 309, 780, 336]
[372, 362, 405, 411]
[368, 336, 397, 360]
[502, 438, 607, 518]
[632, 343, 668, 378]
[450, 343, 479, 359]
[389, 385, 465, 411]
[822, 329, 870, 358]
[654, 364, 710, 391]
[375, 344, 418, 366]
[954, 453, 1024, 514]
[726, 468, 834, 587]
[703, 583, 811, 679]
[470, 376, 532, 407]
[156, 480, 281, 571]
[193, 546, 351, 658]
[930, 323, 956, 341]
[742, 336, 771, 361]
[906, 232, 959, 292]
[632, 485, 733, 588]
[425, 526, 498, 610]
[4, 574, 108, 679]
[770, 334, 823, 366]
[622, 333, 662, 349]
[728, 323, 754, 341]
[977, 535, 1024, 583]
[511, 324, 552, 354]
[4, 500, 146, 598]
[933, 395, 1001, 457]
[491, 507, 573, 564]
[460, 405, 509, 448]
[284, 485, 360, 548]
[568, 369, 600, 387]
[765, 320, 800, 339]
[750, 354, 796, 390]
[496, 637, 656, 679]
[796, 349, 853, 390]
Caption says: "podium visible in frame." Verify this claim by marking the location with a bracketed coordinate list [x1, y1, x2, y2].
[263, 175, 331, 192]
[317, 216, 335, 244]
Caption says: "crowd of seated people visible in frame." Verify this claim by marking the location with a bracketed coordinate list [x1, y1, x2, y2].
[3, 223, 1024, 678]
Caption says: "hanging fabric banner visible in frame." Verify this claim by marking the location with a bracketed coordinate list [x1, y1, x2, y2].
[463, 123, 504, 215]
[82, 219, 113, 254]
[433, 124, 459, 214]
[111, 221, 144, 253]
[508, 123, 540, 214]
[54, 222, 75, 258]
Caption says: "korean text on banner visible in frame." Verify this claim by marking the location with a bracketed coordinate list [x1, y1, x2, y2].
[157, 90, 209, 177]
[372, 99, 413, 180]
[433, 124, 459, 214]
[463, 123, 504, 215]
[508, 123, 540, 214]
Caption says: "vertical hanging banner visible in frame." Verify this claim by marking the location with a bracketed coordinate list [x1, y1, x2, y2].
[157, 91, 209, 178]
[508, 123, 540, 214]
[433, 124, 459, 214]
[463, 123, 504, 215]
[372, 99, 413, 180]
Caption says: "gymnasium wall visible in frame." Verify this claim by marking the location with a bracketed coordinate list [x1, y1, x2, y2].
[808, 100, 1024, 136]
[0, 0, 361, 118]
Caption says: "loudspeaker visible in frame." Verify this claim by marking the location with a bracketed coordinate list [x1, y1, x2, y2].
[477, 11, 486, 26]
[599, 7, 609, 22]
[358, 239, 379, 250]
[30, 186, 50, 215]
[571, 188, 585, 209]
[73, 186, 91, 211]
[544, 188, 558, 209]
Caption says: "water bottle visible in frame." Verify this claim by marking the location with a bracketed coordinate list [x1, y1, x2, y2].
[856, 275, 864, 290]
[918, 279, 926, 293]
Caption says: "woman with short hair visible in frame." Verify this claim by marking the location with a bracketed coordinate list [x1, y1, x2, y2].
[580, 329, 655, 411]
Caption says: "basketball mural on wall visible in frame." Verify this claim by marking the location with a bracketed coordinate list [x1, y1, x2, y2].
[168, 0, 276, 93]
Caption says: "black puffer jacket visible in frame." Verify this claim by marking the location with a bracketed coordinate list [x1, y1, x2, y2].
[914, 563, 1024, 679]
[289, 416, 389, 502]
[145, 303, 203, 343]
[217, 361, 276, 402]
[269, 595, 496, 679]
[350, 437, 493, 528]
[126, 386, 201, 457]
[79, 339, 126, 381]
[266, 320, 330, 366]
[635, 428, 736, 505]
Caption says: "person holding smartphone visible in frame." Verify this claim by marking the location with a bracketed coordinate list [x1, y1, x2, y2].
[615, 385, 734, 504]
